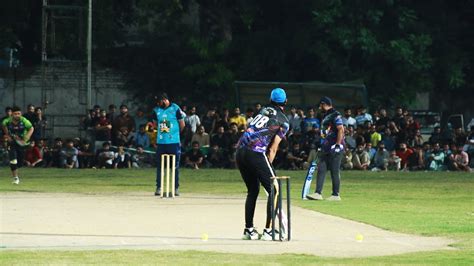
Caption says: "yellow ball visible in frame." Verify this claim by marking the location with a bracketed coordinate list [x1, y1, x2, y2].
[356, 233, 364, 242]
[201, 233, 209, 241]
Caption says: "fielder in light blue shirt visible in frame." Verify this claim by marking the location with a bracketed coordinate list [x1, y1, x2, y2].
[153, 93, 185, 196]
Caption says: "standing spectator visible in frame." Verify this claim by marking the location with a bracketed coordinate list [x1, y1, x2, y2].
[185, 106, 201, 134]
[229, 107, 247, 132]
[372, 142, 390, 171]
[153, 93, 185, 196]
[201, 107, 217, 134]
[96, 142, 115, 169]
[24, 140, 43, 167]
[254, 102, 262, 114]
[453, 127, 467, 146]
[369, 125, 382, 147]
[245, 108, 255, 126]
[113, 144, 131, 169]
[355, 106, 373, 127]
[301, 107, 319, 133]
[134, 108, 148, 134]
[287, 106, 302, 134]
[184, 141, 204, 169]
[32, 107, 47, 141]
[448, 145, 470, 172]
[342, 108, 356, 128]
[112, 104, 135, 144]
[106, 104, 118, 122]
[352, 143, 370, 170]
[1, 106, 12, 124]
[23, 104, 37, 125]
[135, 124, 151, 149]
[95, 109, 112, 150]
[395, 142, 413, 171]
[60, 139, 79, 169]
[427, 142, 445, 171]
[191, 125, 210, 148]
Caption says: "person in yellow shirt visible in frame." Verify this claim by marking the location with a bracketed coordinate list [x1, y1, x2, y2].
[369, 125, 382, 147]
[229, 107, 247, 132]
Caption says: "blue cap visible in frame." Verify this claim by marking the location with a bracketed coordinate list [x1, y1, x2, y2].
[319, 96, 332, 106]
[270, 88, 287, 103]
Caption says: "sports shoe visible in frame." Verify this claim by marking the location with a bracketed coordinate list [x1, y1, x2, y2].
[306, 193, 323, 200]
[154, 188, 161, 196]
[174, 189, 180, 196]
[261, 228, 285, 241]
[327, 195, 341, 201]
[12, 177, 20, 185]
[242, 227, 260, 240]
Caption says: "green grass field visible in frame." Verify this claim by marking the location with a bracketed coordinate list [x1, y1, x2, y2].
[1, 168, 473, 265]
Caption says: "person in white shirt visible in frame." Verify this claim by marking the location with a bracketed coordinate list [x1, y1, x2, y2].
[185, 106, 200, 133]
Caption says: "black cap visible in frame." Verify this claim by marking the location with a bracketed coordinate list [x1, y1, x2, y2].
[319, 96, 333, 106]
[155, 92, 169, 101]
[120, 104, 128, 109]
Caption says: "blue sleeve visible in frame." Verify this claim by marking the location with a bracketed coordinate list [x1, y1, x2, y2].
[334, 115, 343, 126]
[175, 105, 183, 120]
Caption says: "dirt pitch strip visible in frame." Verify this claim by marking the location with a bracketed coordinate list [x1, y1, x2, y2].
[0, 193, 454, 258]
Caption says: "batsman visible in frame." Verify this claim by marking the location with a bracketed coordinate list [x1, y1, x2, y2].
[306, 96, 345, 201]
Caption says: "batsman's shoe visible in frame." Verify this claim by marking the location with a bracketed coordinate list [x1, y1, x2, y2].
[306, 192, 323, 200]
[261, 228, 285, 241]
[12, 177, 20, 185]
[327, 195, 341, 201]
[242, 228, 260, 240]
[154, 188, 161, 196]
[174, 188, 180, 196]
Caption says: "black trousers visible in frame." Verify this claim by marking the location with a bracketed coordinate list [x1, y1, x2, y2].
[236, 147, 275, 228]
[316, 151, 342, 196]
[8, 141, 25, 169]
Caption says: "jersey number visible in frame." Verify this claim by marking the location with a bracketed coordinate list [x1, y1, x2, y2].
[250, 114, 269, 128]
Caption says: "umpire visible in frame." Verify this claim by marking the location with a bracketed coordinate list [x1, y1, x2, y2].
[307, 96, 345, 201]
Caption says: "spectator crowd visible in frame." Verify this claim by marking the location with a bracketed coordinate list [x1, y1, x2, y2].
[1, 102, 473, 172]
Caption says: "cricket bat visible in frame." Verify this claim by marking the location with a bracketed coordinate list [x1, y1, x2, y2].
[301, 160, 317, 199]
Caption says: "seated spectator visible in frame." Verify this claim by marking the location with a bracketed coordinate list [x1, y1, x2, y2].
[201, 107, 217, 134]
[387, 151, 402, 171]
[429, 127, 442, 144]
[372, 142, 389, 171]
[453, 127, 467, 146]
[427, 142, 446, 171]
[114, 144, 131, 169]
[48, 138, 63, 167]
[342, 146, 353, 170]
[422, 142, 432, 168]
[448, 145, 470, 172]
[342, 108, 356, 128]
[145, 122, 157, 148]
[206, 144, 227, 168]
[215, 108, 230, 132]
[369, 125, 382, 147]
[352, 143, 370, 170]
[211, 126, 229, 150]
[227, 142, 239, 169]
[405, 116, 420, 142]
[184, 141, 204, 169]
[60, 139, 79, 169]
[301, 124, 320, 153]
[78, 142, 95, 168]
[412, 129, 424, 147]
[227, 123, 241, 149]
[375, 108, 390, 131]
[131, 145, 153, 168]
[96, 142, 115, 169]
[191, 125, 210, 148]
[112, 104, 135, 144]
[116, 126, 133, 146]
[24, 140, 43, 167]
[408, 145, 425, 171]
[287, 143, 308, 170]
[392, 107, 406, 129]
[135, 124, 151, 149]
[245, 108, 255, 126]
[229, 107, 247, 132]
[365, 142, 377, 163]
[355, 106, 373, 127]
[395, 142, 413, 171]
[134, 108, 148, 134]
[345, 126, 356, 150]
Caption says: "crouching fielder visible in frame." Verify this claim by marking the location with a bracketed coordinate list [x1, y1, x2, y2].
[2, 106, 34, 185]
[236, 88, 290, 240]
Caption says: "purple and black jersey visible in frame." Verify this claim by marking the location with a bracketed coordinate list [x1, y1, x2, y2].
[238, 105, 290, 153]
[320, 108, 345, 152]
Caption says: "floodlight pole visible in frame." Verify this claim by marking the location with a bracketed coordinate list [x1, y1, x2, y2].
[86, 0, 92, 111]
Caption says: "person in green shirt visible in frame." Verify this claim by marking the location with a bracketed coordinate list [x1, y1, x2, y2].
[2, 106, 34, 185]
